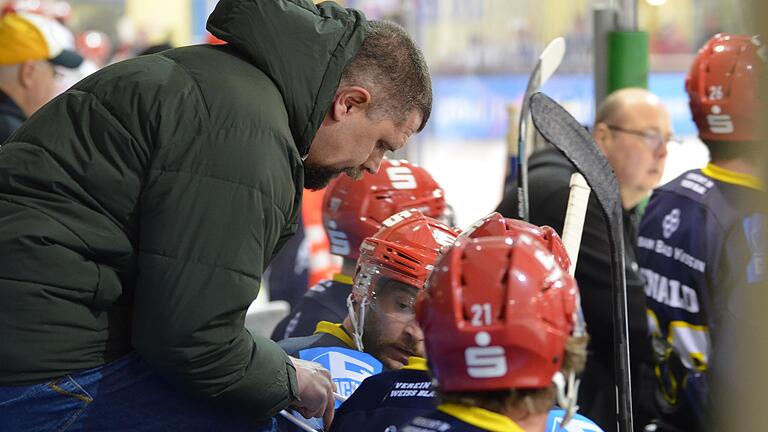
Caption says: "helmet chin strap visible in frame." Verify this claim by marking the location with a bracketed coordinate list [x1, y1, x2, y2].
[346, 293, 368, 352]
[552, 370, 580, 428]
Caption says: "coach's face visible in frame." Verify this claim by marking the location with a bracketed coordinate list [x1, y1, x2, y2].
[305, 86, 422, 190]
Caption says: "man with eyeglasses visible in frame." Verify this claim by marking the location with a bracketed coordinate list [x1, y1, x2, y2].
[496, 87, 673, 431]
[0, 12, 82, 143]
[276, 209, 458, 430]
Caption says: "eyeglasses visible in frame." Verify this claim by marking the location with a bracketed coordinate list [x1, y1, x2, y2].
[606, 125, 679, 151]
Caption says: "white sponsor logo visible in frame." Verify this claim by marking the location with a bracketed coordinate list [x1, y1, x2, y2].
[662, 208, 681, 239]
[465, 332, 507, 378]
[386, 166, 418, 190]
[640, 268, 700, 313]
[382, 210, 413, 227]
[706, 106, 734, 134]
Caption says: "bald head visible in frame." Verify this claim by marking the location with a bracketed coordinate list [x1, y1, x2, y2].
[595, 87, 667, 126]
[593, 88, 672, 209]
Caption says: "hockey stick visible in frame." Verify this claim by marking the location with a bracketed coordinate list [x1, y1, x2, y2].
[529, 92, 633, 432]
[278, 392, 348, 432]
[280, 410, 318, 432]
[506, 37, 566, 221]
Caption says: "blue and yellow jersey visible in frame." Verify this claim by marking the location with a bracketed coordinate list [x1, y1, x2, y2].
[331, 357, 602, 432]
[329, 356, 434, 432]
[638, 164, 765, 430]
[271, 274, 353, 341]
[277, 321, 383, 432]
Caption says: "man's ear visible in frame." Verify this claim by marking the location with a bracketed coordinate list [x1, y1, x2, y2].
[592, 122, 611, 153]
[328, 86, 372, 121]
[18, 61, 37, 89]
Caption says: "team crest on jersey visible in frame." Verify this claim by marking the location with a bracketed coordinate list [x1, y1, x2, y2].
[299, 346, 383, 406]
[743, 213, 766, 283]
[662, 208, 681, 239]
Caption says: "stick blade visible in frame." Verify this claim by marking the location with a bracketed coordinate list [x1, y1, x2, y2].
[539, 37, 566, 84]
[528, 92, 621, 223]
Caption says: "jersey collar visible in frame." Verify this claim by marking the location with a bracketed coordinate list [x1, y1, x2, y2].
[332, 273, 354, 285]
[402, 356, 428, 371]
[702, 163, 764, 191]
[313, 321, 355, 349]
[437, 404, 525, 432]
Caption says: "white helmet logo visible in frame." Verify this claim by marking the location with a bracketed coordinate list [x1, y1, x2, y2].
[706, 105, 734, 134]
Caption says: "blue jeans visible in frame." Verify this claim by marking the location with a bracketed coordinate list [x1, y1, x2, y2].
[0, 352, 278, 431]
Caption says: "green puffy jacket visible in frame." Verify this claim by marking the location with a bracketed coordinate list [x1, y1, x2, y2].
[0, 0, 365, 418]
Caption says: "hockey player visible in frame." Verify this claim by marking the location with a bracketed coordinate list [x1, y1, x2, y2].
[396, 223, 590, 432]
[277, 209, 458, 430]
[637, 33, 766, 432]
[271, 159, 449, 341]
[331, 213, 600, 432]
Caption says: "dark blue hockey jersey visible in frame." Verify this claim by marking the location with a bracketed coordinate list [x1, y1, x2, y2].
[637, 164, 765, 431]
[331, 358, 603, 432]
[271, 274, 353, 341]
[277, 322, 383, 432]
[400, 404, 526, 432]
[329, 357, 435, 432]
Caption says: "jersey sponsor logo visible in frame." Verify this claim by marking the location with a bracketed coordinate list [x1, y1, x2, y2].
[743, 213, 766, 283]
[707, 105, 734, 134]
[680, 172, 715, 195]
[640, 268, 700, 313]
[637, 236, 706, 273]
[465, 331, 507, 378]
[662, 208, 681, 239]
[389, 380, 434, 398]
[406, 417, 452, 431]
[299, 347, 383, 408]
[546, 409, 604, 432]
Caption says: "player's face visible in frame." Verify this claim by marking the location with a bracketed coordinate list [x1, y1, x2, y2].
[595, 99, 672, 208]
[305, 102, 422, 190]
[363, 279, 425, 370]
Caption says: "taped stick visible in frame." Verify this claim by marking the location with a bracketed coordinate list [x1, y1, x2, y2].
[562, 173, 591, 276]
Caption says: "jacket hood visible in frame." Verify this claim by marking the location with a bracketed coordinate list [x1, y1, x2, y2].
[207, 0, 366, 157]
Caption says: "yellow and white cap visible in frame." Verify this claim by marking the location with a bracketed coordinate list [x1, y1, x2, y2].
[0, 12, 83, 68]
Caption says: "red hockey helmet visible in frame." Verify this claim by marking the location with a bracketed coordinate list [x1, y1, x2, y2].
[349, 209, 459, 350]
[323, 159, 448, 261]
[460, 212, 571, 272]
[686, 33, 765, 142]
[354, 209, 458, 296]
[417, 234, 579, 392]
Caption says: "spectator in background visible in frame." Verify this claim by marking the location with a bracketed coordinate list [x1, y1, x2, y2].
[497, 87, 674, 431]
[0, 12, 82, 142]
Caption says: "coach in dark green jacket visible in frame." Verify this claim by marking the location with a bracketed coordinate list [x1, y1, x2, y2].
[0, 0, 431, 430]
